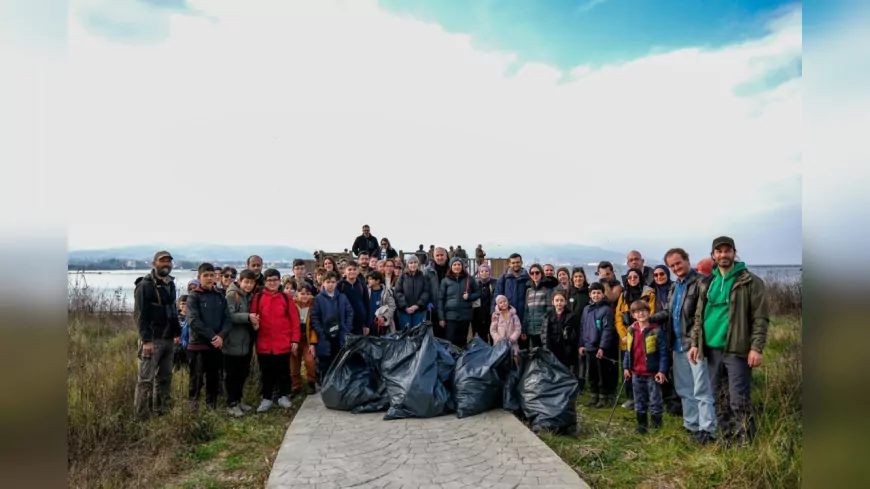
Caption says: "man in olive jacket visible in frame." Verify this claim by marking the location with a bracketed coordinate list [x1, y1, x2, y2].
[689, 236, 768, 447]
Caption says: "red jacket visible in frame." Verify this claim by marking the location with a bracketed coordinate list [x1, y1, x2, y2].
[251, 291, 301, 355]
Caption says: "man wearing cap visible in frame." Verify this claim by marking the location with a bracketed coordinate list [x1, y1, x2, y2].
[133, 251, 181, 419]
[595, 261, 623, 304]
[689, 236, 769, 447]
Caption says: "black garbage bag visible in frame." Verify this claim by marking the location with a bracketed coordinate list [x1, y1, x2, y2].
[381, 322, 456, 419]
[453, 337, 513, 418]
[519, 347, 580, 434]
[502, 352, 526, 416]
[321, 335, 396, 412]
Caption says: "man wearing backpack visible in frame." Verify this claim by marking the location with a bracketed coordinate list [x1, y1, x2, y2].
[133, 251, 181, 420]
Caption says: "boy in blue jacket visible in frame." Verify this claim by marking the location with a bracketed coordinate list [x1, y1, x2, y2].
[311, 271, 354, 380]
[623, 299, 669, 434]
[578, 282, 617, 408]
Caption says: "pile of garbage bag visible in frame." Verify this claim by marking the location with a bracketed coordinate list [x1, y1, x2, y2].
[320, 322, 579, 432]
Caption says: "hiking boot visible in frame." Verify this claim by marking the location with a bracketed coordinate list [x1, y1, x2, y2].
[595, 395, 612, 409]
[651, 415, 663, 429]
[635, 412, 649, 434]
[621, 399, 634, 409]
[277, 396, 293, 409]
[586, 394, 599, 407]
[307, 381, 316, 395]
[239, 402, 253, 412]
[227, 405, 245, 418]
[694, 431, 715, 445]
[256, 399, 273, 413]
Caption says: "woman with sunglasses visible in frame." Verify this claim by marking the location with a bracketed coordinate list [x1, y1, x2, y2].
[378, 238, 399, 261]
[521, 264, 549, 350]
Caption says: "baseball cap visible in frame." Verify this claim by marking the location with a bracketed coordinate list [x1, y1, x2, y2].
[594, 261, 613, 275]
[711, 236, 736, 251]
[153, 250, 173, 261]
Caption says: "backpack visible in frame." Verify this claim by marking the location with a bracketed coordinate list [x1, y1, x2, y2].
[251, 291, 292, 318]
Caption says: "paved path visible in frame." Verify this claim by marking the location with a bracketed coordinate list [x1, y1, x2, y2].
[267, 396, 589, 489]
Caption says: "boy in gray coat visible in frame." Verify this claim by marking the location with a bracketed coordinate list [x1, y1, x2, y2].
[224, 269, 258, 417]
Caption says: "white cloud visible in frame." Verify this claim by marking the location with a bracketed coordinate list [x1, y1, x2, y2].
[62, 0, 802, 255]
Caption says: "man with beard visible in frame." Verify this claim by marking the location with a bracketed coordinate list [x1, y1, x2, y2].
[133, 251, 181, 419]
[424, 247, 450, 338]
[494, 253, 531, 326]
[357, 252, 373, 277]
[351, 224, 379, 258]
[689, 236, 769, 448]
[246, 255, 265, 293]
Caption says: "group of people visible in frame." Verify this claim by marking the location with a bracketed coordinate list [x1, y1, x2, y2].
[133, 226, 769, 448]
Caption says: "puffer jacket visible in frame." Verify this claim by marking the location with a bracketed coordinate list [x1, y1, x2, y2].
[490, 306, 522, 355]
[614, 286, 656, 351]
[311, 290, 354, 357]
[542, 308, 581, 367]
[251, 290, 301, 355]
[394, 271, 430, 310]
[523, 280, 550, 336]
[691, 266, 769, 359]
[224, 282, 255, 356]
[623, 322, 669, 375]
[579, 297, 616, 351]
[186, 286, 232, 349]
[438, 266, 481, 322]
[368, 285, 397, 333]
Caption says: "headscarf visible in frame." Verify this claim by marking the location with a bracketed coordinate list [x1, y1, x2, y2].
[652, 264, 672, 310]
[624, 267, 645, 304]
[476, 263, 493, 284]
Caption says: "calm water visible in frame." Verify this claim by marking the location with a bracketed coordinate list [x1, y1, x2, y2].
[69, 265, 801, 309]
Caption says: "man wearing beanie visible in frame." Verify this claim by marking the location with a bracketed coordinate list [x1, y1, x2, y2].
[689, 236, 769, 448]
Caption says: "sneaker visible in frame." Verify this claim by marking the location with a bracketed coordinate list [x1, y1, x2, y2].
[307, 382, 316, 395]
[256, 399, 273, 413]
[277, 396, 293, 409]
[227, 405, 245, 418]
[621, 400, 635, 409]
[239, 402, 253, 412]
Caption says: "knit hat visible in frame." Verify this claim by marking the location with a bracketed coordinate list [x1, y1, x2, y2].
[405, 255, 418, 264]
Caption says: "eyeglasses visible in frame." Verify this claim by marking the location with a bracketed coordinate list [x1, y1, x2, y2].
[265, 278, 280, 283]
[529, 271, 541, 276]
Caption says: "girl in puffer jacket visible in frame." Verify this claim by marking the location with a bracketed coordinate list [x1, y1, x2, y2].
[490, 295, 522, 361]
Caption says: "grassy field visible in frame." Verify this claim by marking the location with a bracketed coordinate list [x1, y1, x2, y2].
[68, 275, 801, 488]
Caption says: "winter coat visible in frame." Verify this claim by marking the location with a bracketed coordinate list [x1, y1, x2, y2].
[494, 269, 531, 320]
[579, 298, 616, 351]
[542, 308, 582, 367]
[352, 234, 379, 257]
[623, 322, 669, 376]
[368, 285, 397, 333]
[311, 290, 354, 357]
[523, 280, 551, 336]
[394, 271, 431, 310]
[614, 286, 656, 351]
[336, 277, 369, 335]
[438, 269, 481, 322]
[133, 271, 180, 342]
[186, 286, 232, 350]
[224, 282, 255, 356]
[490, 306, 522, 355]
[250, 290, 301, 355]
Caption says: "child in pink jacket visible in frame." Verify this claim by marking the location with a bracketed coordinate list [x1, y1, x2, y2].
[490, 295, 522, 360]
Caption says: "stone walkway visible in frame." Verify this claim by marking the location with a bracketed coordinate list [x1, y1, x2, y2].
[267, 396, 589, 489]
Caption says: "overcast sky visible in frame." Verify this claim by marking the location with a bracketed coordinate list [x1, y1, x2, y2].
[46, 0, 802, 262]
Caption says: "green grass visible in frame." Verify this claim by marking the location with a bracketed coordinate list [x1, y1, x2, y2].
[539, 316, 802, 489]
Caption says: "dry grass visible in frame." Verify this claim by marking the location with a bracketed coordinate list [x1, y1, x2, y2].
[67, 282, 302, 488]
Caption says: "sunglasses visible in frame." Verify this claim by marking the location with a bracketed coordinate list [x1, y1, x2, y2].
[653, 272, 667, 277]
[223, 274, 236, 279]
[530, 271, 541, 275]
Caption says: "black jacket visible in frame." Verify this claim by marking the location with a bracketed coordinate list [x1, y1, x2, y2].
[337, 277, 369, 334]
[352, 234, 379, 257]
[186, 286, 232, 348]
[650, 269, 705, 352]
[133, 271, 180, 342]
[542, 309, 581, 366]
[394, 271, 430, 309]
[438, 271, 481, 322]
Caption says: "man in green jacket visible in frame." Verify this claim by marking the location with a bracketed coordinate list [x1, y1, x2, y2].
[689, 236, 768, 447]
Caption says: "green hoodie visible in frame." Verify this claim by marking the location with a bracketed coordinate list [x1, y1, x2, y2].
[703, 261, 748, 349]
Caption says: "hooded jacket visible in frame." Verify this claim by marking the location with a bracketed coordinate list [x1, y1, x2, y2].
[542, 307, 582, 366]
[437, 258, 481, 322]
[224, 282, 255, 356]
[614, 286, 656, 351]
[490, 306, 522, 355]
[623, 322, 669, 376]
[250, 290, 301, 355]
[336, 276, 369, 335]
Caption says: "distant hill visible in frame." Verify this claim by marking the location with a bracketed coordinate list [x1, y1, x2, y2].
[500, 243, 630, 267]
[68, 244, 314, 263]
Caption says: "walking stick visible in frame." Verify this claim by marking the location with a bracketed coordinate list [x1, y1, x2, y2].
[604, 378, 628, 436]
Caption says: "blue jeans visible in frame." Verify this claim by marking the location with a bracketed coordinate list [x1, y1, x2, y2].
[396, 310, 426, 330]
[673, 349, 716, 433]
[632, 374, 663, 417]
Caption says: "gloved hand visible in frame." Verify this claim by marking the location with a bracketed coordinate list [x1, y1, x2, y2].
[427, 303, 434, 312]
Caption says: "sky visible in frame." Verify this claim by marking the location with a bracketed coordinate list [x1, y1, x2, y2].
[50, 0, 803, 263]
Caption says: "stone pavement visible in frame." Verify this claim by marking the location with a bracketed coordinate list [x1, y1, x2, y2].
[267, 395, 589, 489]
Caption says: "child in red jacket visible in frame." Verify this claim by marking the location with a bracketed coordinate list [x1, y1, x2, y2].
[250, 268, 301, 412]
